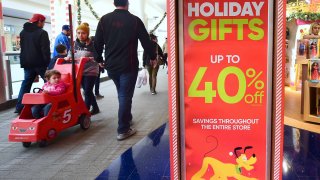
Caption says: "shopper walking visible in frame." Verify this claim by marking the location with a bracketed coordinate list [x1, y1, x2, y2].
[67, 23, 100, 115]
[15, 14, 50, 114]
[143, 34, 164, 95]
[162, 37, 168, 67]
[52, 25, 71, 58]
[90, 36, 104, 99]
[94, 0, 156, 140]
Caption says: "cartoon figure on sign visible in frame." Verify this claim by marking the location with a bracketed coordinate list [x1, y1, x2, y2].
[192, 146, 257, 180]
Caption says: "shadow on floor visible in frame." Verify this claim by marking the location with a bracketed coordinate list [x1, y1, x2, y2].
[96, 123, 170, 180]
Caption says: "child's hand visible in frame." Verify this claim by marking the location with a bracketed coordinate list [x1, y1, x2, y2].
[64, 57, 71, 62]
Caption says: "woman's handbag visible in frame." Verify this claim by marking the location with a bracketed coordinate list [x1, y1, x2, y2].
[156, 45, 165, 66]
[157, 55, 165, 66]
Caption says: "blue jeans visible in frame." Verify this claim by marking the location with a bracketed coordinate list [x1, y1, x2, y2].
[81, 76, 99, 110]
[16, 67, 47, 112]
[108, 70, 138, 134]
[31, 103, 52, 119]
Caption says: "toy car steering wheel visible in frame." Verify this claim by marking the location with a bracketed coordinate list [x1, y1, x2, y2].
[33, 88, 43, 93]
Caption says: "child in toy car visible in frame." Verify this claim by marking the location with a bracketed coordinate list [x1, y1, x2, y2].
[31, 69, 68, 119]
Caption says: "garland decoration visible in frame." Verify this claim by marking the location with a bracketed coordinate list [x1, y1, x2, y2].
[83, 0, 100, 20]
[77, 0, 81, 25]
[150, 12, 167, 35]
[287, 11, 320, 22]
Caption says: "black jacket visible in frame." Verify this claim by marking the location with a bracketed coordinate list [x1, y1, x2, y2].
[94, 9, 156, 73]
[143, 41, 163, 67]
[48, 54, 67, 70]
[20, 22, 50, 68]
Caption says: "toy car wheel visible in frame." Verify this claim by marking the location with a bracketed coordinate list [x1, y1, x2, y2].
[38, 140, 48, 147]
[22, 142, 31, 148]
[79, 114, 91, 130]
[48, 129, 57, 139]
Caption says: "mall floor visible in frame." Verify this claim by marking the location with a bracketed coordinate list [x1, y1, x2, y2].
[283, 87, 320, 179]
[0, 68, 169, 179]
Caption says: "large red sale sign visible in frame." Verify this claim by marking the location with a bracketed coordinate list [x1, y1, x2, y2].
[183, 1, 270, 179]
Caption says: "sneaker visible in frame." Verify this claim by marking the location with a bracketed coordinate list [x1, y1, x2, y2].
[117, 128, 137, 141]
[90, 108, 100, 115]
[95, 94, 104, 99]
[151, 91, 157, 95]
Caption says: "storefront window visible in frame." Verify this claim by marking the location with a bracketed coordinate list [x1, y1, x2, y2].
[4, 24, 21, 52]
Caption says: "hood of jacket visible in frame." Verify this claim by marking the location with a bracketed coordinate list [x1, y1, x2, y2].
[23, 22, 41, 32]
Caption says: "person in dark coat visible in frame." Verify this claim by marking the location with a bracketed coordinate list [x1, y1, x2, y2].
[15, 14, 50, 114]
[94, 0, 156, 141]
[143, 34, 164, 95]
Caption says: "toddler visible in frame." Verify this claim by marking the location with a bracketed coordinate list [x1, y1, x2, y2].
[32, 70, 67, 118]
[48, 44, 67, 70]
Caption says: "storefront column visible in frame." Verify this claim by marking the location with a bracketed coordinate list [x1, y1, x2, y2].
[0, 0, 7, 103]
[50, 0, 75, 40]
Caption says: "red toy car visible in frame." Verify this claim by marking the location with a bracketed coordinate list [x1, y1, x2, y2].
[8, 57, 91, 147]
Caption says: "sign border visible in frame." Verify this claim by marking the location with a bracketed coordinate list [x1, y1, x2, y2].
[167, 0, 286, 179]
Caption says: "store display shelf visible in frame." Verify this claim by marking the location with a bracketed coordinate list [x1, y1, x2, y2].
[307, 81, 320, 87]
[304, 114, 320, 123]
[303, 80, 320, 123]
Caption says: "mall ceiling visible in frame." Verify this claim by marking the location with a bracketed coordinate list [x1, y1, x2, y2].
[3, 0, 166, 22]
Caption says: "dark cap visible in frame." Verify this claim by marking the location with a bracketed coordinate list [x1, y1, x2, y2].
[62, 25, 70, 31]
[29, 14, 46, 23]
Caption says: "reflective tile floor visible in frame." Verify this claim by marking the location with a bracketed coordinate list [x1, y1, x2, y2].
[96, 123, 320, 179]
[283, 125, 320, 180]
[96, 123, 170, 180]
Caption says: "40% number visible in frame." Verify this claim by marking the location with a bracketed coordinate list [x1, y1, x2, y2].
[188, 66, 265, 104]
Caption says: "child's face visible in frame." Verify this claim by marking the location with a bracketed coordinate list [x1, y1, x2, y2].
[49, 74, 61, 84]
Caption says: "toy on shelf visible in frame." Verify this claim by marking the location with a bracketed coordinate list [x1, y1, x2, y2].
[297, 39, 307, 59]
[309, 39, 318, 59]
[308, 59, 320, 82]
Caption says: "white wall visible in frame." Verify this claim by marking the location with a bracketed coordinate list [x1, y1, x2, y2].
[3, 16, 52, 35]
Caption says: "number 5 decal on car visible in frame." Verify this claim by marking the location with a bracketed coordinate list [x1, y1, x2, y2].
[62, 109, 72, 124]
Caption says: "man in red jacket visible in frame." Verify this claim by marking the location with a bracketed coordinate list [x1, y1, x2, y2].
[15, 14, 50, 114]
